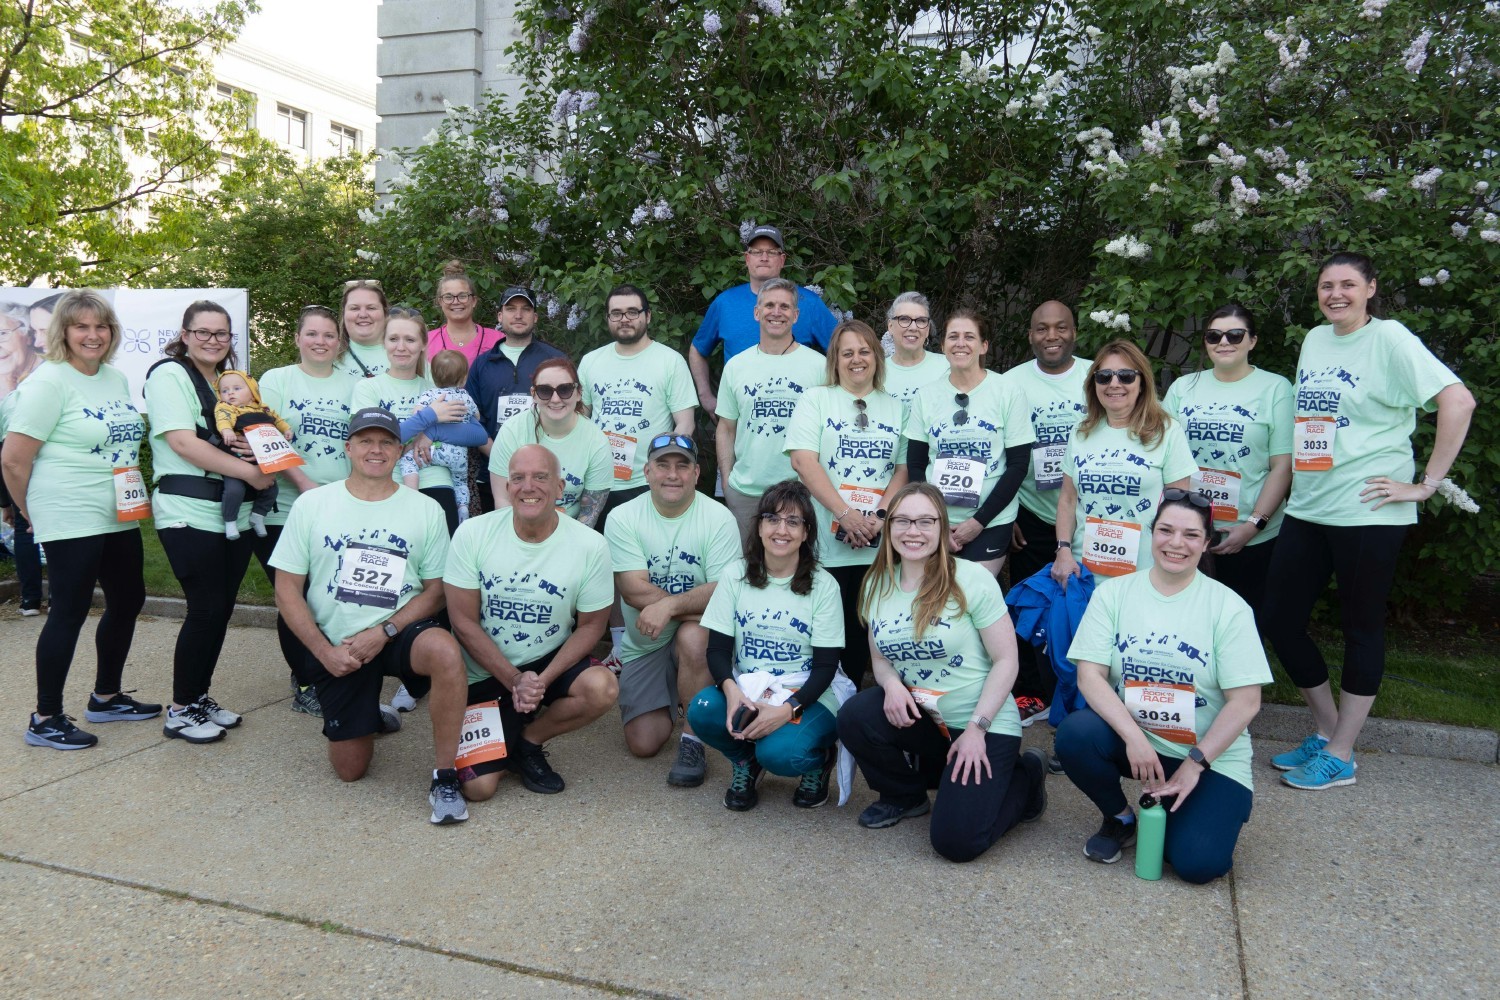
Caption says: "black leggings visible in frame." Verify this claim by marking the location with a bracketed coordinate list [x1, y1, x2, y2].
[249, 526, 311, 679]
[826, 563, 873, 688]
[1008, 505, 1058, 700]
[35, 531, 146, 717]
[1262, 515, 1408, 697]
[420, 486, 460, 535]
[156, 525, 255, 706]
[1205, 535, 1277, 634]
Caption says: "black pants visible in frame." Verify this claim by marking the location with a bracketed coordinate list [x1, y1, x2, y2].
[35, 531, 146, 717]
[249, 526, 312, 680]
[221, 477, 278, 525]
[156, 525, 255, 706]
[837, 687, 1036, 862]
[474, 477, 495, 517]
[1007, 505, 1058, 700]
[1205, 535, 1277, 634]
[10, 506, 45, 606]
[826, 563, 873, 688]
[1262, 515, 1407, 697]
[420, 486, 460, 535]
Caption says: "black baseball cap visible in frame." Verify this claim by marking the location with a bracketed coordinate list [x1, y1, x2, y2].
[647, 433, 698, 463]
[500, 286, 538, 308]
[745, 225, 784, 249]
[347, 407, 402, 441]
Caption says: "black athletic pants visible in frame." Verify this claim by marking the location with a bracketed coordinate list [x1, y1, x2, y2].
[156, 525, 254, 706]
[35, 531, 146, 717]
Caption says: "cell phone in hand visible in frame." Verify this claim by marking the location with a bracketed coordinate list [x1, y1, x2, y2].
[731, 704, 758, 734]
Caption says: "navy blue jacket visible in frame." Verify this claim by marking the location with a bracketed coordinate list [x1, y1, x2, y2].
[465, 338, 567, 470]
[1005, 563, 1097, 726]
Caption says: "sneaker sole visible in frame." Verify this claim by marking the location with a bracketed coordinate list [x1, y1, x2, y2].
[1281, 772, 1356, 790]
[1020, 712, 1046, 729]
[1270, 756, 1314, 772]
[24, 732, 96, 750]
[83, 709, 161, 723]
[162, 724, 226, 744]
[667, 770, 706, 788]
[793, 792, 830, 809]
[860, 800, 931, 829]
[430, 805, 470, 825]
[1085, 829, 1136, 864]
[1020, 748, 1048, 822]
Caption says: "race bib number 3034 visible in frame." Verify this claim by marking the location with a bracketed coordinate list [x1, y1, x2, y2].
[1123, 679, 1197, 745]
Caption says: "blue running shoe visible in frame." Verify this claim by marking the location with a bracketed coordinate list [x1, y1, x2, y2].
[1282, 748, 1357, 790]
[1270, 733, 1328, 771]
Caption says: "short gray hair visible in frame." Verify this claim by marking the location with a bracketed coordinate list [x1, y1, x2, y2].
[886, 291, 930, 323]
[756, 277, 798, 306]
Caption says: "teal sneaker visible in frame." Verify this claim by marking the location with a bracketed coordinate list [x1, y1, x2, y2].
[1270, 733, 1328, 772]
[1281, 749, 1357, 790]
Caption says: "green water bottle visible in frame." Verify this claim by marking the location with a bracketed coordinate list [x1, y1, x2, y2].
[1135, 793, 1166, 881]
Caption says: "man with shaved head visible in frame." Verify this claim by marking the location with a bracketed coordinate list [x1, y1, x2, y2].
[445, 444, 619, 800]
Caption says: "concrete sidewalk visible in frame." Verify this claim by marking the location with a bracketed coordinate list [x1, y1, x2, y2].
[1, 612, 1496, 999]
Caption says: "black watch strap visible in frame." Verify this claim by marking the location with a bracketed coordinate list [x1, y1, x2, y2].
[1188, 746, 1210, 770]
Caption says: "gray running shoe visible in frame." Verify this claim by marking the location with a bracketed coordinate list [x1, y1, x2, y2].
[378, 704, 401, 734]
[667, 737, 707, 787]
[428, 768, 469, 825]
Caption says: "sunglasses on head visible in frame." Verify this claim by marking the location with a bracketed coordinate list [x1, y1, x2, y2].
[1093, 369, 1139, 386]
[1162, 488, 1213, 508]
[953, 392, 969, 426]
[1204, 328, 1249, 345]
[343, 279, 383, 291]
[533, 382, 578, 401]
[853, 397, 868, 430]
[649, 433, 694, 451]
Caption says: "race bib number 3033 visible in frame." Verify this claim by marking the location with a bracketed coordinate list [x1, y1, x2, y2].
[1293, 416, 1336, 472]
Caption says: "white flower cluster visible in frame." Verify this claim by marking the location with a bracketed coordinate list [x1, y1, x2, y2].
[1163, 43, 1236, 108]
[556, 175, 575, 199]
[1265, 19, 1309, 73]
[1255, 146, 1291, 168]
[1472, 210, 1500, 242]
[1276, 160, 1312, 194]
[354, 248, 381, 262]
[552, 89, 601, 122]
[629, 204, 649, 226]
[1191, 218, 1220, 235]
[629, 199, 674, 226]
[1104, 234, 1152, 259]
[1451, 222, 1469, 238]
[1365, 187, 1388, 202]
[738, 220, 758, 243]
[532, 218, 551, 237]
[755, 0, 784, 16]
[1418, 269, 1451, 287]
[545, 295, 564, 320]
[703, 11, 722, 35]
[1411, 166, 1444, 192]
[1089, 310, 1133, 332]
[1404, 30, 1432, 74]
[1473, 181, 1490, 194]
[566, 304, 584, 331]
[356, 207, 380, 225]
[804, 284, 824, 298]
[568, 9, 599, 54]
[1208, 142, 1246, 170]
[958, 51, 991, 84]
[1030, 70, 1067, 110]
[1084, 25, 1103, 40]
[1230, 175, 1261, 216]
[1187, 95, 1220, 123]
[1004, 99, 1024, 118]
[1435, 478, 1481, 514]
[1361, 0, 1390, 19]
[1077, 127, 1116, 159]
[1138, 117, 1182, 156]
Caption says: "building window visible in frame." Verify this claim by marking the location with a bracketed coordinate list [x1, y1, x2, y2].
[216, 82, 255, 128]
[276, 103, 308, 149]
[328, 122, 360, 155]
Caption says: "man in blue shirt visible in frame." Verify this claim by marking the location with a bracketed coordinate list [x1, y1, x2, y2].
[687, 225, 836, 416]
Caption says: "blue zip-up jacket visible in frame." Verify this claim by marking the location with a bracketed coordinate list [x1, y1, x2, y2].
[465, 338, 567, 480]
[1005, 563, 1096, 727]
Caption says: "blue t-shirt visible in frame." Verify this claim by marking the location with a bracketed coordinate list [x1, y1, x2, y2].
[690, 283, 837, 360]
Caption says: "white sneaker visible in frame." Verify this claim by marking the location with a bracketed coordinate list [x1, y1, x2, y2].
[391, 683, 417, 713]
[163, 704, 225, 744]
[193, 696, 242, 729]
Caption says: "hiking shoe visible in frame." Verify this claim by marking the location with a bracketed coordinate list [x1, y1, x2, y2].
[858, 797, 931, 829]
[723, 755, 764, 812]
[515, 738, 565, 794]
[1048, 753, 1065, 775]
[378, 704, 401, 734]
[19, 602, 41, 617]
[667, 737, 707, 787]
[390, 683, 418, 713]
[290, 684, 322, 717]
[192, 696, 241, 730]
[428, 768, 469, 825]
[1270, 733, 1329, 772]
[25, 714, 98, 750]
[84, 691, 162, 723]
[1085, 812, 1136, 864]
[1016, 695, 1048, 728]
[1019, 747, 1048, 823]
[1282, 749, 1357, 790]
[792, 746, 836, 809]
[163, 704, 226, 744]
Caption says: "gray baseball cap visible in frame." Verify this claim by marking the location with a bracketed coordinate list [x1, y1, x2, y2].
[347, 406, 401, 441]
[745, 225, 784, 248]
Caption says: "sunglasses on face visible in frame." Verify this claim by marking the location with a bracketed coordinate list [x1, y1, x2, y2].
[1093, 369, 1140, 386]
[533, 382, 578, 401]
[1204, 328, 1249, 345]
[953, 392, 969, 426]
[854, 397, 869, 430]
[1162, 488, 1213, 508]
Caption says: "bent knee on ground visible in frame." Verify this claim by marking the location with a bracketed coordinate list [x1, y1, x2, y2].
[461, 772, 502, 801]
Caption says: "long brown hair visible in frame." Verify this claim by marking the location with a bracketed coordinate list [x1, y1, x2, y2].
[384, 306, 429, 377]
[744, 480, 819, 595]
[164, 300, 238, 373]
[530, 356, 583, 439]
[1077, 338, 1170, 449]
[858, 482, 967, 640]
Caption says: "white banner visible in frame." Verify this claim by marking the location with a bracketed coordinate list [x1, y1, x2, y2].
[0, 288, 250, 408]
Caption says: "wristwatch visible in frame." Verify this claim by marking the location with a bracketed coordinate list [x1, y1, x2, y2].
[1055, 540, 1072, 551]
[382, 621, 399, 641]
[1188, 746, 1211, 770]
[785, 698, 803, 722]
[970, 715, 992, 732]
[1248, 513, 1269, 532]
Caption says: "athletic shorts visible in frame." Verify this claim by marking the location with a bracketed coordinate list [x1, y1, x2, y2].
[460, 653, 593, 778]
[617, 643, 680, 726]
[957, 521, 1013, 563]
[303, 618, 446, 743]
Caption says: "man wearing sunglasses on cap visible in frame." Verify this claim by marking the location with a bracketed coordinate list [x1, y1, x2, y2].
[604, 434, 741, 787]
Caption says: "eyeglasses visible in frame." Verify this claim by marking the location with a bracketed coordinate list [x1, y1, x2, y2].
[953, 392, 969, 426]
[759, 513, 806, 529]
[1093, 369, 1140, 386]
[890, 315, 931, 330]
[1162, 488, 1213, 508]
[889, 515, 941, 531]
[649, 433, 694, 452]
[344, 279, 383, 291]
[533, 382, 578, 401]
[1203, 328, 1249, 345]
[853, 397, 869, 430]
[607, 308, 645, 322]
[187, 328, 233, 343]
[746, 249, 785, 259]
[439, 293, 474, 304]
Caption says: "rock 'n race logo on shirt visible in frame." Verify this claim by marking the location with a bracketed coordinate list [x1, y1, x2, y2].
[645, 546, 708, 596]
[1031, 400, 1085, 448]
[84, 399, 145, 466]
[1178, 401, 1254, 466]
[1296, 365, 1360, 427]
[1075, 447, 1158, 520]
[743, 378, 810, 435]
[319, 527, 417, 602]
[1112, 627, 1212, 710]
[871, 612, 963, 683]
[476, 567, 568, 650]
[596, 381, 651, 433]
[733, 605, 816, 670]
[826, 414, 900, 480]
[283, 396, 353, 460]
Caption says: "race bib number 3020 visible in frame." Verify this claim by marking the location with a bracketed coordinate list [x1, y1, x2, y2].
[1082, 517, 1141, 577]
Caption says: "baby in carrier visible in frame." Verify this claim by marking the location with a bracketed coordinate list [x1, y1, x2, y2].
[214, 370, 292, 539]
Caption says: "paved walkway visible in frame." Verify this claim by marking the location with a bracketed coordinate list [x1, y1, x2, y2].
[2, 612, 1496, 998]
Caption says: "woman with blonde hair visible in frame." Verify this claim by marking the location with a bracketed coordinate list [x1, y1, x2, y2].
[335, 279, 390, 378]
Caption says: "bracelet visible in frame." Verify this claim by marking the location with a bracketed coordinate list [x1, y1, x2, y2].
[835, 506, 852, 521]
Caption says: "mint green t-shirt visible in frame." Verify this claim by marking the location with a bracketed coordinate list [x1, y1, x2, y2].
[1063, 419, 1198, 575]
[1287, 319, 1459, 527]
[268, 481, 450, 645]
[717, 343, 826, 496]
[604, 492, 742, 660]
[444, 508, 615, 684]
[350, 371, 452, 490]
[884, 352, 950, 411]
[1164, 367, 1293, 544]
[144, 361, 249, 533]
[904, 371, 1035, 529]
[257, 364, 359, 527]
[784, 385, 908, 568]
[1001, 358, 1091, 525]
[864, 558, 1022, 737]
[700, 559, 846, 717]
[579, 340, 698, 491]
[500, 344, 525, 365]
[5, 361, 144, 543]
[488, 413, 613, 520]
[335, 339, 388, 379]
[1067, 570, 1272, 791]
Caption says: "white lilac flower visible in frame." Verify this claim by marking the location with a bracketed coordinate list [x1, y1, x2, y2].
[1365, 187, 1388, 202]
[491, 206, 510, 223]
[630, 204, 650, 226]
[703, 11, 722, 35]
[552, 90, 577, 123]
[1254, 146, 1291, 168]
[1418, 275, 1436, 287]
[652, 199, 673, 221]
[556, 176, 575, 198]
[804, 284, 824, 298]
[755, 0, 784, 16]
[546, 296, 564, 319]
[568, 27, 588, 54]
[1191, 218, 1220, 235]
[566, 305, 583, 330]
[1138, 117, 1181, 156]
[1276, 160, 1312, 194]
[1187, 95, 1220, 123]
[1004, 99, 1023, 117]
[1103, 235, 1152, 259]
[1215, 42, 1238, 70]
[1404, 31, 1432, 75]
[1229, 176, 1261, 215]
[356, 207, 379, 225]
[1209, 142, 1247, 170]
[354, 249, 382, 262]
[1077, 127, 1115, 158]
[1361, 0, 1390, 19]
[1088, 310, 1133, 332]
[1482, 229, 1500, 243]
[1452, 222, 1469, 238]
[1473, 181, 1491, 194]
[577, 91, 600, 112]
[1085, 25, 1102, 40]
[532, 218, 551, 237]
[1411, 167, 1444, 192]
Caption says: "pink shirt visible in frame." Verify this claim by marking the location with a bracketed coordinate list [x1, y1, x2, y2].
[426, 324, 504, 366]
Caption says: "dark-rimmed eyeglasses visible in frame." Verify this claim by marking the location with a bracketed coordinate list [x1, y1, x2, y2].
[759, 513, 806, 529]
[187, 328, 232, 343]
[890, 315, 930, 330]
[607, 307, 645, 322]
[1204, 328, 1249, 345]
[953, 392, 969, 426]
[439, 292, 474, 304]
[890, 515, 941, 531]
[533, 382, 578, 401]
[854, 397, 868, 430]
[746, 249, 785, 260]
[1162, 488, 1212, 508]
[1093, 369, 1139, 386]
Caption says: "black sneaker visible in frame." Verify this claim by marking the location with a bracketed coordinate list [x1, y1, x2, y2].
[1085, 812, 1137, 864]
[83, 691, 162, 723]
[792, 746, 836, 809]
[857, 796, 930, 829]
[428, 768, 469, 825]
[1019, 747, 1048, 823]
[1048, 753, 1065, 775]
[25, 714, 98, 750]
[514, 738, 565, 794]
[723, 755, 764, 812]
